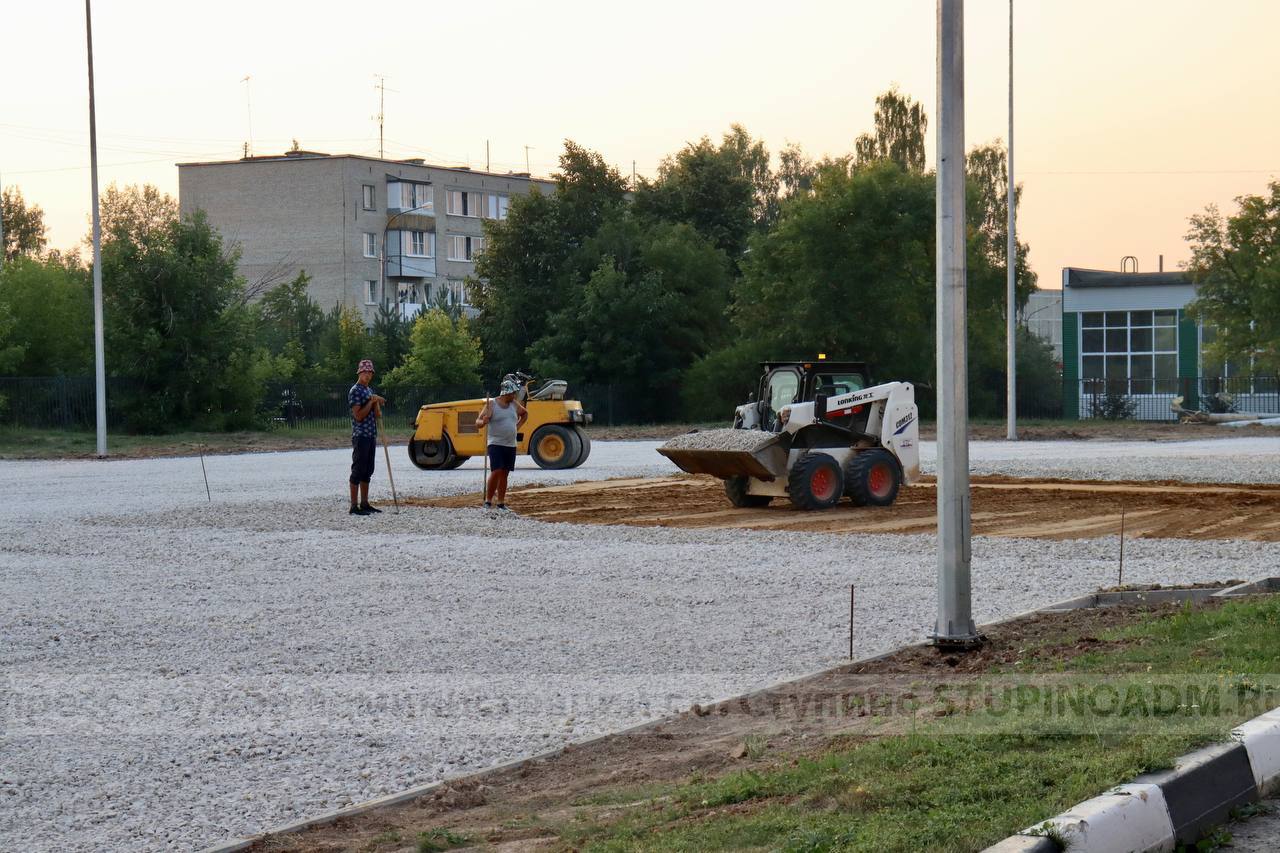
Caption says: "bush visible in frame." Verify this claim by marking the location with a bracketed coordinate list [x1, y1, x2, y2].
[1089, 386, 1137, 420]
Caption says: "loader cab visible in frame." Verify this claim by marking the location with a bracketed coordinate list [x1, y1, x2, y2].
[756, 360, 869, 431]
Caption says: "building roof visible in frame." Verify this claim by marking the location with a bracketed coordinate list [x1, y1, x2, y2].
[1064, 268, 1190, 288]
[175, 150, 552, 183]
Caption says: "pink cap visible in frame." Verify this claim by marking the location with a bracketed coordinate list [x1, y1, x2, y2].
[357, 359, 375, 375]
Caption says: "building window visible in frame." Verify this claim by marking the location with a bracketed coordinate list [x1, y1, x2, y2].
[397, 282, 418, 305]
[388, 181, 432, 212]
[447, 235, 484, 261]
[447, 190, 482, 217]
[486, 193, 510, 220]
[406, 230, 434, 258]
[363, 232, 378, 258]
[362, 185, 376, 210]
[448, 279, 468, 305]
[364, 280, 379, 305]
[1081, 309, 1178, 393]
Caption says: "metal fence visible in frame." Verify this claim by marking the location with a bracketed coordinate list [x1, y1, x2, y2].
[3, 375, 1275, 432]
[1074, 376, 1279, 421]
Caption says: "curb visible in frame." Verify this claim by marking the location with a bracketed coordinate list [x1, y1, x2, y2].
[202, 580, 1276, 853]
[984, 707, 1280, 852]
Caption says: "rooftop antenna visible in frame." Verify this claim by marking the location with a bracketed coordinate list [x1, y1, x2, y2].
[374, 75, 396, 159]
[1121, 255, 1139, 273]
[524, 145, 533, 174]
[241, 75, 253, 157]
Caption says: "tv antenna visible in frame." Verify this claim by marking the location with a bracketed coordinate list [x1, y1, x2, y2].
[241, 75, 253, 157]
[373, 75, 398, 159]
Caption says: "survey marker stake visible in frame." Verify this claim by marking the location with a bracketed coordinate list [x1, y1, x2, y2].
[1118, 509, 1126, 588]
[849, 585, 855, 661]
[199, 446, 211, 502]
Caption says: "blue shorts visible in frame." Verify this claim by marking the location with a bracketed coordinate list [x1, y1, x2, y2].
[487, 444, 516, 472]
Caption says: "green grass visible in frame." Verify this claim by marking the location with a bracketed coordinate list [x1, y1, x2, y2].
[552, 597, 1280, 852]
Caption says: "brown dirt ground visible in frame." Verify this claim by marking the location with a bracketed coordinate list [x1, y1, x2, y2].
[247, 597, 1237, 853]
[409, 475, 1280, 542]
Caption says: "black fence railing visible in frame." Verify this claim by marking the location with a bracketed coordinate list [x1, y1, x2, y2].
[3, 375, 1275, 432]
[1072, 376, 1279, 421]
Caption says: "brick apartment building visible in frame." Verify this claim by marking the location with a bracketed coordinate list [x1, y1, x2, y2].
[177, 151, 555, 322]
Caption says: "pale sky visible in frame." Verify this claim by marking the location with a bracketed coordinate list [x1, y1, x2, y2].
[3, 0, 1279, 288]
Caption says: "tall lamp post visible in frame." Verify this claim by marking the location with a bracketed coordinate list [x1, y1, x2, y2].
[1005, 0, 1018, 441]
[380, 201, 435, 319]
[933, 0, 981, 649]
[86, 0, 107, 458]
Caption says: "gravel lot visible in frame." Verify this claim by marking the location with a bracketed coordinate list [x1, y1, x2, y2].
[3, 437, 1278, 851]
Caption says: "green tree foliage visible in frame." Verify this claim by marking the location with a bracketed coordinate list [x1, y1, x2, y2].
[529, 216, 730, 413]
[0, 254, 93, 375]
[473, 142, 628, 375]
[371, 300, 415, 373]
[384, 309, 482, 390]
[0, 301, 24, 374]
[100, 185, 257, 430]
[1, 186, 48, 261]
[1185, 181, 1280, 374]
[853, 87, 928, 174]
[778, 142, 818, 201]
[633, 131, 757, 260]
[256, 271, 326, 365]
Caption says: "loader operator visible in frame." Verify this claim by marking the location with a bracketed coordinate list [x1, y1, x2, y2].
[347, 359, 386, 516]
[476, 377, 528, 511]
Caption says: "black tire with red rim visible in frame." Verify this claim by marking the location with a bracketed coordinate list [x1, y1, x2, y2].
[846, 448, 902, 507]
[787, 452, 845, 511]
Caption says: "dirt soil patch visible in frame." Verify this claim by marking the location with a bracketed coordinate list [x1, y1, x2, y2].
[410, 475, 1280, 542]
[246, 597, 1234, 853]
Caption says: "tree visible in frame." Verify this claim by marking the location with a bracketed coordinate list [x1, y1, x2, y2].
[778, 142, 818, 200]
[99, 183, 179, 248]
[2, 186, 48, 261]
[633, 135, 755, 260]
[474, 141, 629, 375]
[384, 309, 482, 390]
[371, 300, 415, 372]
[0, 254, 93, 375]
[720, 125, 780, 226]
[530, 214, 730, 418]
[853, 87, 928, 173]
[256, 271, 326, 364]
[1185, 181, 1280, 375]
[100, 196, 252, 430]
[0, 301, 23, 374]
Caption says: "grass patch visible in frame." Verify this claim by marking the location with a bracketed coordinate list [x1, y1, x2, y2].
[0, 425, 353, 459]
[415, 827, 469, 852]
[553, 597, 1280, 852]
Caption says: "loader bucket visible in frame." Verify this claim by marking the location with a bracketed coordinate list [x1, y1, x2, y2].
[657, 431, 789, 481]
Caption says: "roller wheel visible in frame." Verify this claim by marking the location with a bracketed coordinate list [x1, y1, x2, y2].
[441, 455, 469, 470]
[725, 475, 772, 508]
[846, 448, 902, 507]
[530, 424, 582, 470]
[569, 426, 592, 468]
[408, 433, 454, 470]
[787, 452, 844, 511]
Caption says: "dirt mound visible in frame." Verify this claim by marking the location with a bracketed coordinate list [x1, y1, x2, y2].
[411, 475, 1280, 541]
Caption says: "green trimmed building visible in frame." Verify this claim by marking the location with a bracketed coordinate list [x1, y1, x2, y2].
[1061, 268, 1202, 419]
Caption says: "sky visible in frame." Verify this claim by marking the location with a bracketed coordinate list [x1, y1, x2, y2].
[3, 0, 1279, 288]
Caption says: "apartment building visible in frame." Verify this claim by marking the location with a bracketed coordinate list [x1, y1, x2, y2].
[177, 151, 555, 322]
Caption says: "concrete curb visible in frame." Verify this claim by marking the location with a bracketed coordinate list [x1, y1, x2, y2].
[202, 580, 1276, 853]
[984, 706, 1280, 852]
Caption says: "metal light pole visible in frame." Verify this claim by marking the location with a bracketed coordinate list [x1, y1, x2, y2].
[933, 0, 980, 648]
[86, 0, 107, 458]
[1005, 0, 1018, 441]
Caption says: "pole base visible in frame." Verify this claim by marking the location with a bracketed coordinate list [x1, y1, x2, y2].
[930, 632, 986, 652]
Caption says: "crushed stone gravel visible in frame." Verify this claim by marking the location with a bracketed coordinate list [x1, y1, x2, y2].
[2, 438, 1277, 851]
[661, 428, 779, 452]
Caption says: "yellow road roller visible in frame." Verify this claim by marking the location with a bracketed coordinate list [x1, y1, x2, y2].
[407, 372, 592, 470]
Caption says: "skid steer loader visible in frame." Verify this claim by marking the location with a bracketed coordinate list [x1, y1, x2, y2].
[659, 359, 920, 510]
[407, 372, 593, 471]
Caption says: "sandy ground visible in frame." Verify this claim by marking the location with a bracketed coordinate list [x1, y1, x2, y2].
[416, 475, 1280, 541]
[2, 438, 1278, 852]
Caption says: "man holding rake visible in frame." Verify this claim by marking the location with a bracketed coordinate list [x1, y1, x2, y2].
[347, 358, 386, 516]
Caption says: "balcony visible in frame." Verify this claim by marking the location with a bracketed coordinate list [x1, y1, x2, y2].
[385, 255, 435, 278]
